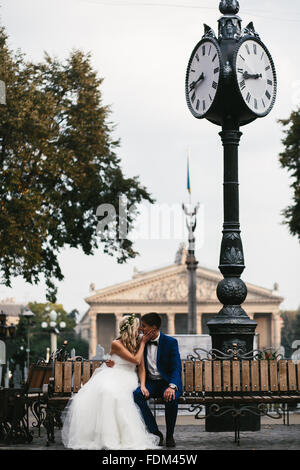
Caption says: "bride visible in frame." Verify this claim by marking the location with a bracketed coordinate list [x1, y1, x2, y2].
[61, 314, 160, 450]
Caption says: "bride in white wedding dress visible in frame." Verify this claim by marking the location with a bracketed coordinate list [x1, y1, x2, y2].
[61, 314, 159, 450]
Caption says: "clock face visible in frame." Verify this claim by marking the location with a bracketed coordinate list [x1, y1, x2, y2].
[186, 39, 221, 118]
[235, 38, 276, 116]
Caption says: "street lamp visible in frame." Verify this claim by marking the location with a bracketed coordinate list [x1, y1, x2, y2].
[41, 309, 66, 354]
[0, 310, 16, 340]
[22, 309, 35, 372]
[0, 310, 16, 388]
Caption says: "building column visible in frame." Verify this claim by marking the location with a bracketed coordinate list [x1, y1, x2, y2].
[167, 313, 175, 335]
[89, 313, 98, 359]
[197, 312, 202, 335]
[115, 312, 123, 338]
[273, 311, 282, 351]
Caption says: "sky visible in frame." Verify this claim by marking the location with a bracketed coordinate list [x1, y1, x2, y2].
[0, 0, 299, 320]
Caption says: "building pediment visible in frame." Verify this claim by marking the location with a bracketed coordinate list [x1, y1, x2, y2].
[85, 263, 283, 305]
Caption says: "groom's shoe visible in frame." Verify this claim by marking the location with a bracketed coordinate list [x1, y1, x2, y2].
[153, 430, 163, 446]
[166, 435, 176, 448]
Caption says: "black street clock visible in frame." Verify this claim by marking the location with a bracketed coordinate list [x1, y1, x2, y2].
[185, 0, 278, 379]
[185, 2, 277, 126]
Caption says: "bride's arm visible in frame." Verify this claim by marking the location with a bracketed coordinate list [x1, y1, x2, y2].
[138, 356, 146, 387]
[138, 356, 150, 398]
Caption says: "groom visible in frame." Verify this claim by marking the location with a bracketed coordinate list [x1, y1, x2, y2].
[133, 313, 182, 448]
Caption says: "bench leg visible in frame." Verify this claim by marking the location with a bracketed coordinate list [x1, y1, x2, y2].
[44, 406, 55, 446]
[234, 416, 241, 446]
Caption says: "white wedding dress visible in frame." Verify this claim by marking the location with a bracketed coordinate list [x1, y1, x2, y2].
[61, 354, 159, 450]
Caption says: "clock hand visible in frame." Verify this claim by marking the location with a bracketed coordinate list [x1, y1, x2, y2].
[189, 72, 205, 92]
[243, 71, 262, 80]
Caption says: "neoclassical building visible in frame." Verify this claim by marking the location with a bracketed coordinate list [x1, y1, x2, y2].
[77, 247, 284, 358]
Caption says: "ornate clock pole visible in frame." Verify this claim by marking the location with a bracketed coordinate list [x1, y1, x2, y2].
[185, 0, 276, 356]
[182, 202, 200, 334]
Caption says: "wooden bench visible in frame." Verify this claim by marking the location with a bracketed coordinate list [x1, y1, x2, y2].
[23, 362, 53, 438]
[43, 351, 300, 446]
[153, 353, 300, 444]
[43, 359, 103, 445]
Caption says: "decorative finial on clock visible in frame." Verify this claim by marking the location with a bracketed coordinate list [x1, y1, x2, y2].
[219, 0, 240, 15]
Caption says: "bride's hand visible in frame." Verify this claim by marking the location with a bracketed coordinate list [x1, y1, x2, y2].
[141, 329, 156, 344]
[105, 360, 115, 368]
[141, 385, 150, 399]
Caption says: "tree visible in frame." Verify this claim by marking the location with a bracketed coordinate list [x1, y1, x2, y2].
[278, 110, 300, 241]
[26, 302, 89, 362]
[0, 26, 154, 302]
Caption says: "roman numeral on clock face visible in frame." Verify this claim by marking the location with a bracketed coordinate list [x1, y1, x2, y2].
[196, 99, 200, 111]
[246, 92, 251, 103]
[253, 44, 257, 55]
[254, 98, 258, 109]
[212, 53, 217, 62]
[245, 44, 251, 55]
[214, 67, 219, 74]
[191, 92, 196, 103]
[212, 81, 217, 89]
[203, 100, 206, 111]
[265, 90, 271, 100]
[195, 53, 199, 62]
[239, 80, 246, 91]
[238, 68, 243, 74]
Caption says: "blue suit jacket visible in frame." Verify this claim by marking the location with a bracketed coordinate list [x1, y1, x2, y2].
[144, 332, 182, 395]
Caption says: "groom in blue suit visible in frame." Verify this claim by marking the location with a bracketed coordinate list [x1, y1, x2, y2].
[133, 313, 182, 448]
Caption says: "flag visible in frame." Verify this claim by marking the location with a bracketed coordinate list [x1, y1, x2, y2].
[187, 152, 191, 194]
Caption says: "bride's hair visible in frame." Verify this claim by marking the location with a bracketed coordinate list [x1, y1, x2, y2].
[117, 315, 140, 354]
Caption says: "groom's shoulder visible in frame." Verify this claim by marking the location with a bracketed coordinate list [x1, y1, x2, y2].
[161, 333, 178, 345]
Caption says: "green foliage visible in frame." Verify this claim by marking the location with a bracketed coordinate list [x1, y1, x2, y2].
[7, 302, 89, 366]
[278, 111, 300, 241]
[0, 26, 154, 302]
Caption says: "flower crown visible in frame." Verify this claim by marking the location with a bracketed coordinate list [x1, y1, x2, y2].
[119, 314, 136, 334]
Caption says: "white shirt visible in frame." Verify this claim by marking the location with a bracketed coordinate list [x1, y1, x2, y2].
[146, 332, 162, 379]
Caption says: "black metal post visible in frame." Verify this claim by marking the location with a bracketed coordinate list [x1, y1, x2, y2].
[207, 121, 257, 354]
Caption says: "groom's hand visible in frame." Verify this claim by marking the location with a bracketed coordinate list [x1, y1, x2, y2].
[163, 387, 175, 402]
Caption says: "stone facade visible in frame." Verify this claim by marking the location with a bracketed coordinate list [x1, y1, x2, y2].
[77, 252, 284, 358]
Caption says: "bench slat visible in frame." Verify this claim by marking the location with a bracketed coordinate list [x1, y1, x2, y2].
[92, 361, 101, 374]
[82, 361, 91, 385]
[194, 361, 202, 392]
[270, 360, 278, 392]
[287, 361, 297, 391]
[73, 362, 82, 393]
[63, 362, 72, 393]
[213, 361, 221, 393]
[279, 360, 288, 392]
[242, 361, 250, 392]
[204, 361, 212, 392]
[260, 360, 269, 392]
[184, 361, 194, 393]
[251, 361, 259, 392]
[222, 361, 231, 392]
[232, 361, 240, 392]
[55, 362, 63, 393]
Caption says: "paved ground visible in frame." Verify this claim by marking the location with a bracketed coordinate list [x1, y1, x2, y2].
[0, 413, 300, 451]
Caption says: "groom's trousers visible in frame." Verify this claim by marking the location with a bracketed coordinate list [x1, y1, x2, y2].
[133, 380, 180, 437]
